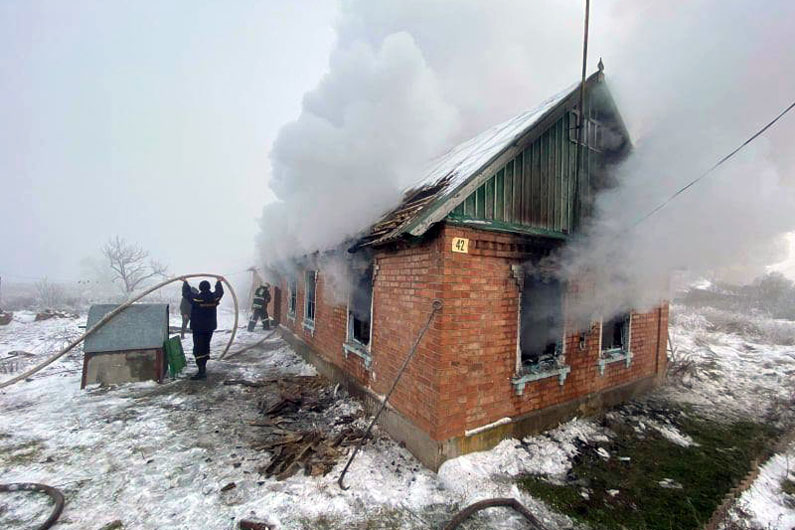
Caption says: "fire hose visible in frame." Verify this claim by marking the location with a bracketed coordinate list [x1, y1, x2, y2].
[0, 273, 239, 390]
[443, 497, 552, 530]
[0, 482, 65, 530]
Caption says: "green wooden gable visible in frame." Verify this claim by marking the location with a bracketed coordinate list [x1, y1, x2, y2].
[447, 83, 625, 239]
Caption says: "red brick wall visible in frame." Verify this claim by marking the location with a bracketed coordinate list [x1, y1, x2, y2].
[369, 236, 444, 436]
[275, 236, 445, 434]
[434, 224, 668, 440]
[274, 223, 668, 443]
[277, 268, 371, 386]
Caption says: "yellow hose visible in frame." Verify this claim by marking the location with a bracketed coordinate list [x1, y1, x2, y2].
[0, 273, 239, 390]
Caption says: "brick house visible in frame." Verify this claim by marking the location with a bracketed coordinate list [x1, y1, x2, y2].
[270, 67, 668, 470]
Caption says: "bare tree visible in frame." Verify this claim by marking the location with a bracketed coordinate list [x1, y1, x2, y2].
[102, 236, 169, 296]
[35, 277, 64, 309]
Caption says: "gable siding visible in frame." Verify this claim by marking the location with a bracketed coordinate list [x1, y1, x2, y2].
[450, 111, 595, 235]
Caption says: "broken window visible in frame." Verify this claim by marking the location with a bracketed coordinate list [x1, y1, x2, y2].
[520, 274, 564, 369]
[304, 271, 316, 325]
[348, 265, 373, 346]
[601, 313, 630, 353]
[287, 277, 297, 317]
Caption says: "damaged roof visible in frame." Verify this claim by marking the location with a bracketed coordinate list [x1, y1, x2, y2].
[353, 69, 623, 250]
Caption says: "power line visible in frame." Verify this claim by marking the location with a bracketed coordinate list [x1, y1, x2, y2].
[632, 100, 795, 227]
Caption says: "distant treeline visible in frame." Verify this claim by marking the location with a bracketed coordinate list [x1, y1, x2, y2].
[678, 272, 795, 321]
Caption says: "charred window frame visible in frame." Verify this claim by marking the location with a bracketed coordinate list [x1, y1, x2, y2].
[287, 277, 297, 319]
[303, 270, 317, 331]
[597, 312, 633, 375]
[511, 266, 570, 395]
[343, 262, 374, 369]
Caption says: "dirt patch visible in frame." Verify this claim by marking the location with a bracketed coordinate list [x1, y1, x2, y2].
[0, 438, 46, 467]
[520, 400, 778, 530]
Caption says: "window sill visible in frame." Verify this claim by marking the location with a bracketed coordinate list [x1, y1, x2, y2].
[597, 349, 632, 376]
[512, 365, 571, 396]
[342, 341, 372, 370]
[302, 319, 315, 334]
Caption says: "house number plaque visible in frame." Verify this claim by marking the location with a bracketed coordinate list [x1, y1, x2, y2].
[452, 237, 469, 254]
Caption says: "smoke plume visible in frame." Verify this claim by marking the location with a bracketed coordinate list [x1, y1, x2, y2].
[257, 0, 795, 326]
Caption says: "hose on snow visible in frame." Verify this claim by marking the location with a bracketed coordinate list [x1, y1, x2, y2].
[0, 273, 239, 390]
[0, 482, 65, 530]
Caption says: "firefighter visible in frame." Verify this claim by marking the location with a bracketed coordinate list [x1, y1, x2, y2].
[179, 285, 198, 339]
[248, 283, 271, 331]
[182, 278, 224, 380]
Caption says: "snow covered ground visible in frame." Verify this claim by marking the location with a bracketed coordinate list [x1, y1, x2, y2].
[2, 306, 795, 529]
[728, 448, 795, 529]
[666, 306, 795, 529]
[0, 310, 573, 529]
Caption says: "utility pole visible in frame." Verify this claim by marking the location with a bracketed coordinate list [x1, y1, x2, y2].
[573, 0, 590, 230]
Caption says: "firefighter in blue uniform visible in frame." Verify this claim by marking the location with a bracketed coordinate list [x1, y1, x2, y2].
[248, 283, 271, 331]
[182, 279, 224, 380]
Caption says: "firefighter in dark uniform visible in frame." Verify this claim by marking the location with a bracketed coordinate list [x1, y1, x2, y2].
[182, 279, 224, 380]
[248, 283, 271, 331]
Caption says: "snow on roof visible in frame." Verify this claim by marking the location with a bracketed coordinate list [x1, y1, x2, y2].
[409, 81, 578, 194]
[355, 77, 589, 249]
[84, 304, 169, 353]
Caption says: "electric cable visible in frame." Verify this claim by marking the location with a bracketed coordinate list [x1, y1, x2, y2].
[632, 100, 795, 228]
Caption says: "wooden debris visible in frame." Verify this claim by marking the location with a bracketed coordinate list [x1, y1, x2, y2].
[220, 482, 237, 492]
[256, 428, 365, 481]
[244, 374, 367, 480]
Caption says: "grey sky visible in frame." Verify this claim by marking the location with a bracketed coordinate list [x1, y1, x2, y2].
[0, 0, 336, 283]
[3, 0, 794, 290]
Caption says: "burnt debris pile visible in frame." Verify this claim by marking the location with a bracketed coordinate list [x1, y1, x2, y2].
[228, 375, 367, 481]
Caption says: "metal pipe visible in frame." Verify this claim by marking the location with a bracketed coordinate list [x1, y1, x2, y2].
[337, 299, 443, 490]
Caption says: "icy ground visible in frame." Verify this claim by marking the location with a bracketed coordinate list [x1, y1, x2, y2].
[0, 310, 574, 530]
[2, 306, 795, 529]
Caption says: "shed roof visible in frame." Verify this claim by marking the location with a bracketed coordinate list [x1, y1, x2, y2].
[84, 304, 169, 354]
[353, 69, 624, 249]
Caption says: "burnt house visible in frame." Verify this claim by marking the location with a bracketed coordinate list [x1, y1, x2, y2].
[272, 68, 668, 469]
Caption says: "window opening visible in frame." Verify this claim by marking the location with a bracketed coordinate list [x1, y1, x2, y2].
[287, 277, 297, 317]
[520, 274, 564, 370]
[348, 265, 373, 346]
[304, 271, 316, 324]
[601, 313, 630, 353]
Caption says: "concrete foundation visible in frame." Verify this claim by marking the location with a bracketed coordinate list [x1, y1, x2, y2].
[82, 349, 165, 388]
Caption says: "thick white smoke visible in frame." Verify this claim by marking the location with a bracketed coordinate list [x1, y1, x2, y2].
[257, 30, 459, 262]
[554, 0, 795, 326]
[257, 0, 795, 325]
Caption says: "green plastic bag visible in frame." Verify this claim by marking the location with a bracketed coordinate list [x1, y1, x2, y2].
[164, 336, 186, 378]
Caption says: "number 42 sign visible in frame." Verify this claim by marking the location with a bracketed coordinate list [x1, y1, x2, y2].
[452, 237, 469, 254]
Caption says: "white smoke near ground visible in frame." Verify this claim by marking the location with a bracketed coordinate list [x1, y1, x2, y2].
[257, 0, 795, 327]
